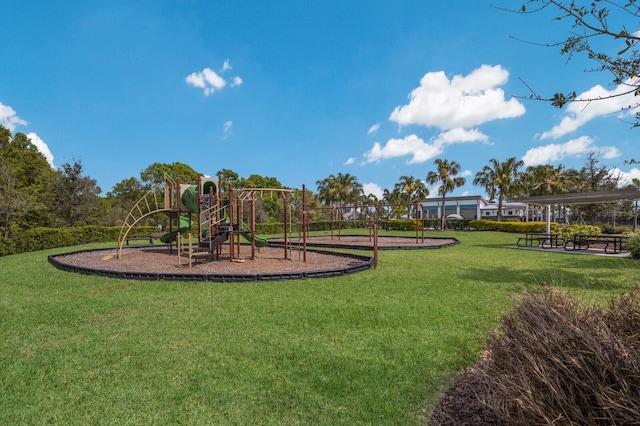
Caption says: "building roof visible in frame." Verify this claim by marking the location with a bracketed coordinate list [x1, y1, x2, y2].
[419, 195, 487, 204]
[512, 187, 640, 205]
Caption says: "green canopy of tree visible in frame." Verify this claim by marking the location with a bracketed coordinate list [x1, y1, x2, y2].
[140, 162, 199, 187]
[426, 158, 466, 229]
[473, 157, 524, 221]
[48, 160, 102, 227]
[315, 173, 363, 207]
[0, 126, 55, 236]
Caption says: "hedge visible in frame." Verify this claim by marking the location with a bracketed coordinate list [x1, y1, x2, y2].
[469, 220, 560, 233]
[254, 219, 422, 235]
[0, 225, 159, 256]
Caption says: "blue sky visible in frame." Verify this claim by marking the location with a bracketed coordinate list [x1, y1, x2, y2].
[2, 1, 639, 199]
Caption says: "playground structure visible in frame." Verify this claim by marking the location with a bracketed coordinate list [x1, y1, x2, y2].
[118, 176, 442, 268]
[117, 175, 296, 265]
[49, 186, 458, 281]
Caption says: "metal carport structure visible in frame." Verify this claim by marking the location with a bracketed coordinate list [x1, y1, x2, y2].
[512, 187, 640, 233]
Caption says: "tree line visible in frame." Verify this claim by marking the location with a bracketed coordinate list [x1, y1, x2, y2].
[1, 125, 635, 241]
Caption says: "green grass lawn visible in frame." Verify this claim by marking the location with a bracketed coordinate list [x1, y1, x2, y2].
[1, 231, 638, 425]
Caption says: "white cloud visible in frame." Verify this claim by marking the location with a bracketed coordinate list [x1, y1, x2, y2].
[344, 157, 356, 165]
[0, 102, 27, 131]
[186, 61, 242, 96]
[364, 128, 487, 164]
[540, 80, 639, 139]
[223, 121, 232, 139]
[461, 169, 473, 177]
[365, 135, 442, 164]
[26, 132, 54, 168]
[186, 68, 226, 95]
[521, 135, 620, 166]
[367, 123, 380, 135]
[363, 182, 383, 199]
[617, 167, 640, 186]
[389, 64, 525, 130]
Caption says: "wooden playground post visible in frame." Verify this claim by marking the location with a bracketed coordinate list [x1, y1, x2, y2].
[419, 202, 425, 242]
[415, 202, 419, 243]
[235, 195, 241, 258]
[215, 177, 221, 259]
[283, 192, 288, 260]
[302, 184, 307, 263]
[228, 185, 234, 262]
[330, 207, 335, 240]
[373, 208, 378, 269]
[250, 191, 256, 260]
[196, 176, 201, 246]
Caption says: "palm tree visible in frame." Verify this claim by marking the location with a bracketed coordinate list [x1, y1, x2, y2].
[333, 172, 363, 207]
[473, 157, 524, 221]
[382, 187, 402, 219]
[522, 164, 571, 223]
[315, 173, 363, 218]
[394, 175, 429, 218]
[426, 159, 466, 230]
[523, 164, 569, 196]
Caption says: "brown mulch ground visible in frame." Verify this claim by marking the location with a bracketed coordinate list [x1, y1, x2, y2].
[56, 245, 360, 275]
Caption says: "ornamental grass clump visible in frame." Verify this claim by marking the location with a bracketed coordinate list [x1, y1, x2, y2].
[479, 287, 640, 426]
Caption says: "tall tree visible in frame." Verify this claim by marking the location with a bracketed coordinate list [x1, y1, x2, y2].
[315, 173, 363, 207]
[238, 174, 285, 223]
[49, 160, 102, 227]
[426, 159, 466, 229]
[522, 163, 573, 223]
[140, 162, 199, 187]
[382, 187, 403, 219]
[0, 127, 54, 234]
[394, 175, 429, 218]
[473, 157, 524, 221]
[570, 152, 621, 223]
[522, 164, 569, 196]
[216, 168, 240, 192]
[104, 177, 148, 226]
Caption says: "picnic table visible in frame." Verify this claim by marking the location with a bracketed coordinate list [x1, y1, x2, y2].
[517, 232, 563, 249]
[563, 234, 628, 254]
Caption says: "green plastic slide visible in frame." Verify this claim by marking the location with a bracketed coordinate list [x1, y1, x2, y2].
[240, 222, 268, 247]
[160, 215, 192, 244]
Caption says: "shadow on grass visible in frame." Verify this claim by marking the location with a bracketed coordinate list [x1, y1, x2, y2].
[459, 264, 634, 292]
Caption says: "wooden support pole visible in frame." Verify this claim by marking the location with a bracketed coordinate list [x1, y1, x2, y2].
[302, 184, 307, 263]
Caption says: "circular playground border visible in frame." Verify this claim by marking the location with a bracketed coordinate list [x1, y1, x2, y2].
[48, 236, 459, 282]
[270, 235, 460, 250]
[48, 246, 374, 282]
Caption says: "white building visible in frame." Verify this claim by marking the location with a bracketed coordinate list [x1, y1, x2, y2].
[419, 196, 543, 221]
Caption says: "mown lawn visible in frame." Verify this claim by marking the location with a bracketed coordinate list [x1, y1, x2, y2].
[1, 231, 637, 425]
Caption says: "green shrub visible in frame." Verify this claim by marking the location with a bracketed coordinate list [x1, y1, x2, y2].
[0, 237, 16, 256]
[625, 233, 640, 259]
[479, 287, 640, 425]
[255, 219, 420, 235]
[0, 225, 158, 256]
[469, 220, 559, 233]
[557, 224, 601, 239]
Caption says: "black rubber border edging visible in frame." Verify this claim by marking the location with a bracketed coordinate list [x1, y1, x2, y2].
[47, 246, 374, 282]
